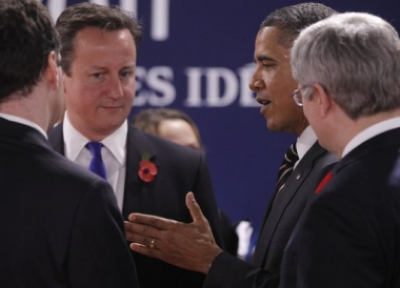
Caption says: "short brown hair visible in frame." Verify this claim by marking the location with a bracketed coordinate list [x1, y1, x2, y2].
[56, 2, 142, 76]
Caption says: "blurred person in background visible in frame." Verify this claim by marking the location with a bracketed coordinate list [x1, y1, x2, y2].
[132, 108, 203, 151]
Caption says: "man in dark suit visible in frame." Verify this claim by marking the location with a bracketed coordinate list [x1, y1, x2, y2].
[0, 1, 139, 287]
[282, 11, 400, 287]
[48, 3, 222, 288]
[123, 3, 338, 288]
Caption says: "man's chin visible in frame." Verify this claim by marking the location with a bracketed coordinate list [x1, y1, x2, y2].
[266, 121, 280, 133]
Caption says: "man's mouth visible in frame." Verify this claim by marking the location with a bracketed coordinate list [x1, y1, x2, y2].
[101, 103, 124, 109]
[258, 99, 271, 106]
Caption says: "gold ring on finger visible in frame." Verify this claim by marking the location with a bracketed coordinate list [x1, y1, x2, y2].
[149, 238, 156, 249]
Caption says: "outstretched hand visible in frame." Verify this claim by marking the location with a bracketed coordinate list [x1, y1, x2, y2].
[124, 192, 223, 274]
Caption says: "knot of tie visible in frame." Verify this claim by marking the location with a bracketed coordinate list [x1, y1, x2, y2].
[86, 141, 107, 180]
[275, 142, 299, 194]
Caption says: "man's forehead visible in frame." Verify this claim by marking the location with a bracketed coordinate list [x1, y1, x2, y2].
[254, 27, 291, 62]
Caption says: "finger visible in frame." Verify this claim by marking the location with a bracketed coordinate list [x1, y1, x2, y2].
[125, 232, 148, 246]
[128, 213, 177, 230]
[130, 242, 164, 259]
[124, 227, 148, 244]
[124, 227, 162, 249]
[124, 221, 160, 240]
[124, 221, 138, 233]
[185, 191, 206, 224]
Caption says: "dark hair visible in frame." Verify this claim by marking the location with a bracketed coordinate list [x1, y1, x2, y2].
[0, 0, 60, 101]
[261, 3, 337, 48]
[132, 108, 203, 150]
[56, 2, 142, 76]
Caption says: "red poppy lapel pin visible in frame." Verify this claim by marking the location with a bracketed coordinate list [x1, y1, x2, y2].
[315, 172, 334, 194]
[138, 151, 158, 183]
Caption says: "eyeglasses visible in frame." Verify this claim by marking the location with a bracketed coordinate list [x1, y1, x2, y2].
[291, 89, 303, 106]
[292, 84, 329, 106]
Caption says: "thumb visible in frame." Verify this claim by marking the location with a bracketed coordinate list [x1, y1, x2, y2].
[185, 191, 206, 224]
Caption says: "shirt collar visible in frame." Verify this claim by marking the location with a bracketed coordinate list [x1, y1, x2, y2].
[296, 125, 317, 161]
[63, 112, 127, 165]
[102, 121, 127, 166]
[0, 113, 48, 139]
[342, 116, 400, 157]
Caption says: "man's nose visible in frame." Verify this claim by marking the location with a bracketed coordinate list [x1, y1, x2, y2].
[106, 77, 124, 99]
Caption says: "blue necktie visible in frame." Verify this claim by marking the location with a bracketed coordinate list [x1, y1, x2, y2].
[86, 142, 107, 179]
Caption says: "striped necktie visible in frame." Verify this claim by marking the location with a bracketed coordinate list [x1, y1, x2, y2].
[275, 142, 298, 195]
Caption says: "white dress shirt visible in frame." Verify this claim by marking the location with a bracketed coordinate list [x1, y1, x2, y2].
[342, 117, 400, 158]
[63, 113, 127, 211]
[294, 125, 318, 168]
[0, 113, 47, 139]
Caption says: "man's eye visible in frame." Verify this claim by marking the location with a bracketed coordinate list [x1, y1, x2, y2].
[262, 63, 274, 68]
[120, 70, 134, 79]
[92, 73, 103, 79]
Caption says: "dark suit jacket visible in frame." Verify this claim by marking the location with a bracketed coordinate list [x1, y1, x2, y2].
[0, 118, 139, 288]
[281, 128, 400, 288]
[49, 123, 222, 288]
[204, 141, 338, 288]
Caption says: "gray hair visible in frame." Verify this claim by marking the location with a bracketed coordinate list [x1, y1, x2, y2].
[291, 12, 400, 119]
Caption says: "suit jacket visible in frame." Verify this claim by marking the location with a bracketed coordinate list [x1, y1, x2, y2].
[281, 128, 400, 288]
[204, 141, 338, 288]
[49, 123, 222, 288]
[0, 118, 139, 288]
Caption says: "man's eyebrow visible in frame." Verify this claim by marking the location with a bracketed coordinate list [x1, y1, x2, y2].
[256, 55, 276, 62]
[86, 64, 136, 69]
[88, 65, 107, 70]
[123, 64, 136, 69]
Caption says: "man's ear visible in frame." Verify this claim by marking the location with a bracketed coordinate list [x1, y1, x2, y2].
[45, 51, 60, 90]
[314, 83, 332, 119]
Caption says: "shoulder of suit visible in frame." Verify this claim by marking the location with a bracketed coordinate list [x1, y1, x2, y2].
[306, 141, 339, 167]
[316, 148, 339, 169]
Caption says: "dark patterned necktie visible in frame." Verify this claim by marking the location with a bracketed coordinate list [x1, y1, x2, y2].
[275, 142, 299, 195]
[86, 142, 107, 180]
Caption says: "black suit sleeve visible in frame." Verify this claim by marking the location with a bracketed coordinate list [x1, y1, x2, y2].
[204, 252, 279, 288]
[68, 180, 139, 288]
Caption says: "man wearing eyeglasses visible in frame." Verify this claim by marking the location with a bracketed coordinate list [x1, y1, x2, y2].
[282, 11, 400, 287]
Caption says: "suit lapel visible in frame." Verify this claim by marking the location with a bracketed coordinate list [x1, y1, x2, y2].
[122, 127, 158, 219]
[253, 142, 326, 266]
